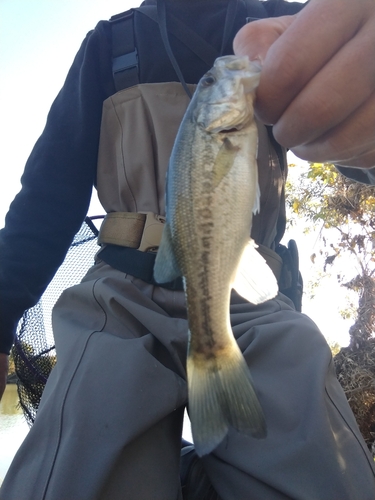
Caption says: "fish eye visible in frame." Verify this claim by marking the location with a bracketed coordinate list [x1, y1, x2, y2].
[201, 75, 216, 87]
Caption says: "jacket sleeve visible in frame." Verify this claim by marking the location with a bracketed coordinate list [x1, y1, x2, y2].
[0, 22, 114, 354]
[263, 0, 306, 17]
[336, 166, 375, 186]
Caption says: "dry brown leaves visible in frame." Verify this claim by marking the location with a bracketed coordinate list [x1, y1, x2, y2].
[334, 339, 375, 457]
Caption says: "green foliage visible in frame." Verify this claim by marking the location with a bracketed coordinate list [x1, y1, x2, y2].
[289, 162, 375, 217]
[288, 163, 375, 266]
[286, 162, 375, 348]
[288, 163, 346, 228]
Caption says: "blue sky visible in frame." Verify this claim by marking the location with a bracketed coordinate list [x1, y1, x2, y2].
[0, 0, 140, 226]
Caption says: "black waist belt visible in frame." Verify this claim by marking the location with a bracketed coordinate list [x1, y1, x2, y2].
[98, 244, 184, 291]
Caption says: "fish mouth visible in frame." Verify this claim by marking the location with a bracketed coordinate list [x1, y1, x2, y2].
[202, 105, 252, 134]
[203, 123, 242, 134]
[218, 127, 240, 134]
[211, 118, 252, 134]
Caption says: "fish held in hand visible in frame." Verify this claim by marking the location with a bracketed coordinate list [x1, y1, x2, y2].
[154, 55, 278, 456]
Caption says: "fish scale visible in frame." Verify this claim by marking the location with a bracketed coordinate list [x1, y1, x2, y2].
[154, 55, 278, 456]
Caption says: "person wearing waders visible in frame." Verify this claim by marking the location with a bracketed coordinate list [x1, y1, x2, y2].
[1, 0, 375, 499]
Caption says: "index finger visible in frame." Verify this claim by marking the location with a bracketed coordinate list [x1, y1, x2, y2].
[235, 0, 369, 125]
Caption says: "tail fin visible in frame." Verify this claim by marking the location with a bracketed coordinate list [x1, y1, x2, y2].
[187, 344, 266, 457]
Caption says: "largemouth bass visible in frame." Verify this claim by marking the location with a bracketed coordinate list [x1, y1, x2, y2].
[154, 55, 278, 456]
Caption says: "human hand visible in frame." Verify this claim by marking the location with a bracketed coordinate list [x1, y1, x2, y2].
[0, 353, 9, 401]
[233, 0, 375, 169]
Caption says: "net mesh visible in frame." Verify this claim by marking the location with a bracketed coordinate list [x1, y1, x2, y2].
[12, 217, 101, 425]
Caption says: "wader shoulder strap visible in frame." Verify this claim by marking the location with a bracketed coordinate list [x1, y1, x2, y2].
[109, 1, 271, 94]
[109, 6, 219, 94]
[110, 10, 139, 92]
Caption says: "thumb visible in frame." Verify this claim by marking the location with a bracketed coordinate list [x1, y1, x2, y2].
[233, 16, 295, 65]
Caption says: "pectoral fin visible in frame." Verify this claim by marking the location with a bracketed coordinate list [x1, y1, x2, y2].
[233, 239, 278, 304]
[213, 138, 240, 189]
[153, 222, 182, 283]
